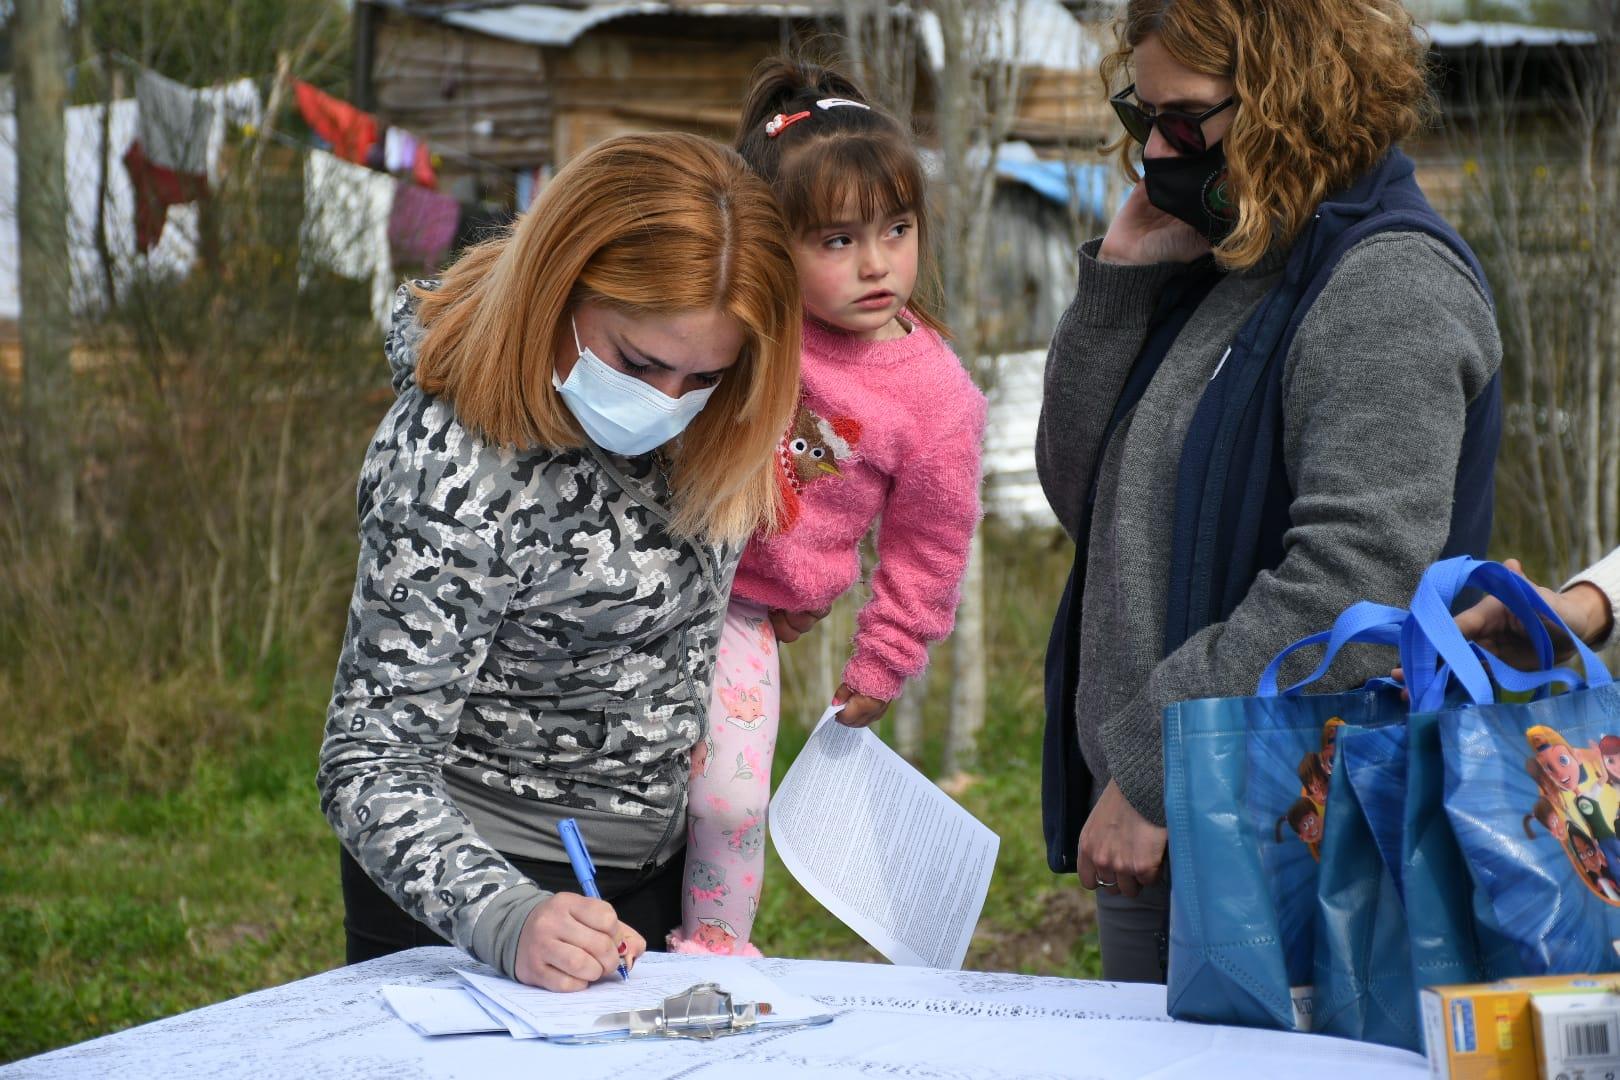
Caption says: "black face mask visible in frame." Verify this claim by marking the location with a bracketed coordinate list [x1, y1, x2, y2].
[1142, 139, 1236, 244]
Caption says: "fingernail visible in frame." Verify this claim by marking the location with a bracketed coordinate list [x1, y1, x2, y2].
[618, 942, 627, 954]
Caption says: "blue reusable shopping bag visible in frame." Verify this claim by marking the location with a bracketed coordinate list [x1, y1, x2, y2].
[1164, 600, 1412, 1031]
[1444, 688, 1620, 972]
[1312, 557, 1588, 1050]
[1403, 709, 1525, 990]
[1417, 558, 1620, 974]
[1312, 722, 1421, 1051]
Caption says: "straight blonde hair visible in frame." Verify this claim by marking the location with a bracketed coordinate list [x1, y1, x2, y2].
[411, 133, 802, 543]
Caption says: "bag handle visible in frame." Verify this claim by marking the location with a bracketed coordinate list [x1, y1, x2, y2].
[1407, 556, 1612, 712]
[1467, 640, 1585, 697]
[1258, 600, 1409, 698]
[1404, 557, 1548, 711]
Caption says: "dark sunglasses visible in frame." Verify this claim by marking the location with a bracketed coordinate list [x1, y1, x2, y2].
[1110, 84, 1236, 156]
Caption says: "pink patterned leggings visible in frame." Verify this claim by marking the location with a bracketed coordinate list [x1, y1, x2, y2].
[676, 598, 780, 954]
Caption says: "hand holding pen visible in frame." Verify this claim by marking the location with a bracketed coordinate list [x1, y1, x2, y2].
[511, 820, 643, 991]
[559, 818, 630, 981]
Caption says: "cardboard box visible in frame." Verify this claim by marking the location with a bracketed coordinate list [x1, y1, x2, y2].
[1422, 982, 1538, 1080]
[1421, 977, 1620, 1080]
[1532, 992, 1620, 1080]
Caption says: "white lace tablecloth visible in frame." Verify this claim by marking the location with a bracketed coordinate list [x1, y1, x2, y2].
[1, 948, 1428, 1079]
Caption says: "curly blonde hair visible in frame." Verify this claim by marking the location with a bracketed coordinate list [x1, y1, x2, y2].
[1101, 0, 1436, 270]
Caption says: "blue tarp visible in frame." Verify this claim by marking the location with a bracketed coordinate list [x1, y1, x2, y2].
[994, 158, 1121, 220]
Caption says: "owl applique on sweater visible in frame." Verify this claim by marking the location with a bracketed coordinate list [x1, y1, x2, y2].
[776, 404, 863, 531]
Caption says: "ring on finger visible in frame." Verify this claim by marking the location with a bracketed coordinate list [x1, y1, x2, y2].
[1095, 878, 1117, 888]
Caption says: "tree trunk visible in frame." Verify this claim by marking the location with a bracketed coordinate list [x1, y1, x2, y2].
[1597, 8, 1620, 555]
[816, 600, 838, 725]
[893, 648, 928, 762]
[15, 0, 76, 539]
[943, 526, 986, 776]
[927, 0, 1024, 778]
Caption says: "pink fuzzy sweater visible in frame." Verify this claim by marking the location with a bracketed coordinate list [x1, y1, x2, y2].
[732, 315, 988, 701]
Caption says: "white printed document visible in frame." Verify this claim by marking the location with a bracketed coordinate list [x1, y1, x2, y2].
[769, 706, 1001, 969]
[380, 983, 507, 1036]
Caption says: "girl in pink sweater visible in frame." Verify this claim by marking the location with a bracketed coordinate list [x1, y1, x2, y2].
[670, 58, 987, 955]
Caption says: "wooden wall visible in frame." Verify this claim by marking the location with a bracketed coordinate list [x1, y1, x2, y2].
[548, 16, 797, 164]
[363, 7, 1116, 172]
[370, 8, 553, 169]
[1014, 67, 1113, 150]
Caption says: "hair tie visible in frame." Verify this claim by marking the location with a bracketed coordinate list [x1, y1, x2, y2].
[765, 110, 812, 138]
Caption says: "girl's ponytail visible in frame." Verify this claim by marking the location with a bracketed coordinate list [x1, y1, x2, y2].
[732, 53, 950, 337]
[736, 56, 868, 146]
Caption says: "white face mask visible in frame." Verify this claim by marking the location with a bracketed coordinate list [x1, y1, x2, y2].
[553, 315, 718, 456]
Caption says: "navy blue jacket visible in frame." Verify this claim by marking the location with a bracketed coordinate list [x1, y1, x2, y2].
[1042, 150, 1502, 873]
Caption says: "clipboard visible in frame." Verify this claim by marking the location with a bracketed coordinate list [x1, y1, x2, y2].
[547, 982, 837, 1044]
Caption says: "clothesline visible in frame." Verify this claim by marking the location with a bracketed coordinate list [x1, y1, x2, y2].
[3, 54, 535, 329]
[99, 50, 527, 181]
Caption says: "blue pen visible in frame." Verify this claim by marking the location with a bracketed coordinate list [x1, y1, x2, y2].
[558, 817, 630, 981]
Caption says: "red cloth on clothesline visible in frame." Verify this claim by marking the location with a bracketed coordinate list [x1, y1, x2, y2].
[123, 140, 209, 253]
[412, 141, 437, 190]
[294, 80, 378, 165]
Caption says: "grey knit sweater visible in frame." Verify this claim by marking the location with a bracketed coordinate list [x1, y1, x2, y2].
[1036, 233, 1502, 826]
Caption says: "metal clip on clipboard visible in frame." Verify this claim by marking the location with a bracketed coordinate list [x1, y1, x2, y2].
[550, 982, 835, 1044]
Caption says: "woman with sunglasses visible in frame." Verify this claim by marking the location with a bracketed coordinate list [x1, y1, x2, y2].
[1038, 0, 1503, 982]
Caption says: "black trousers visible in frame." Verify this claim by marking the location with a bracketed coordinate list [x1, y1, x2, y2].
[340, 846, 684, 965]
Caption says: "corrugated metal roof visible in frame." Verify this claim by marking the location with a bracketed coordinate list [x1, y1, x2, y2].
[421, 1, 817, 47]
[442, 4, 664, 45]
[1425, 21, 1598, 49]
[918, 0, 1097, 73]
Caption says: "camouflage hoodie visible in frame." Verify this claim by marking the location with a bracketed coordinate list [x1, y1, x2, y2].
[318, 285, 737, 977]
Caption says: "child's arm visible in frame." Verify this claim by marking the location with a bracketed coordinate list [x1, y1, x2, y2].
[843, 386, 987, 705]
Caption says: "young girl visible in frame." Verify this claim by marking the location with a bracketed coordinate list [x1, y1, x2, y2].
[670, 58, 987, 955]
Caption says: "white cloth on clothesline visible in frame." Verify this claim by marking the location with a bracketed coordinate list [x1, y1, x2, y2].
[299, 149, 397, 330]
[0, 76, 262, 322]
[136, 68, 215, 176]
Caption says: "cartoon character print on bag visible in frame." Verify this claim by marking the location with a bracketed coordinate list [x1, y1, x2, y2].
[1523, 724, 1620, 907]
[1275, 717, 1342, 862]
[318, 284, 739, 958]
[1275, 796, 1324, 861]
[775, 403, 863, 530]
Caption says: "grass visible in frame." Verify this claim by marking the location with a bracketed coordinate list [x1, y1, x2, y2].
[0, 522, 1097, 1064]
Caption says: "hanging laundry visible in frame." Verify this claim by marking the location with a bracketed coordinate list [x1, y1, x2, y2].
[198, 77, 264, 185]
[411, 141, 437, 190]
[1, 100, 201, 320]
[383, 127, 418, 174]
[136, 68, 215, 177]
[383, 126, 439, 190]
[388, 181, 460, 270]
[123, 140, 209, 254]
[293, 80, 377, 166]
[301, 149, 396, 329]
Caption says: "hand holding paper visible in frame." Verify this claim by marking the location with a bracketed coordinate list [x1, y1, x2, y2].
[770, 705, 1000, 969]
